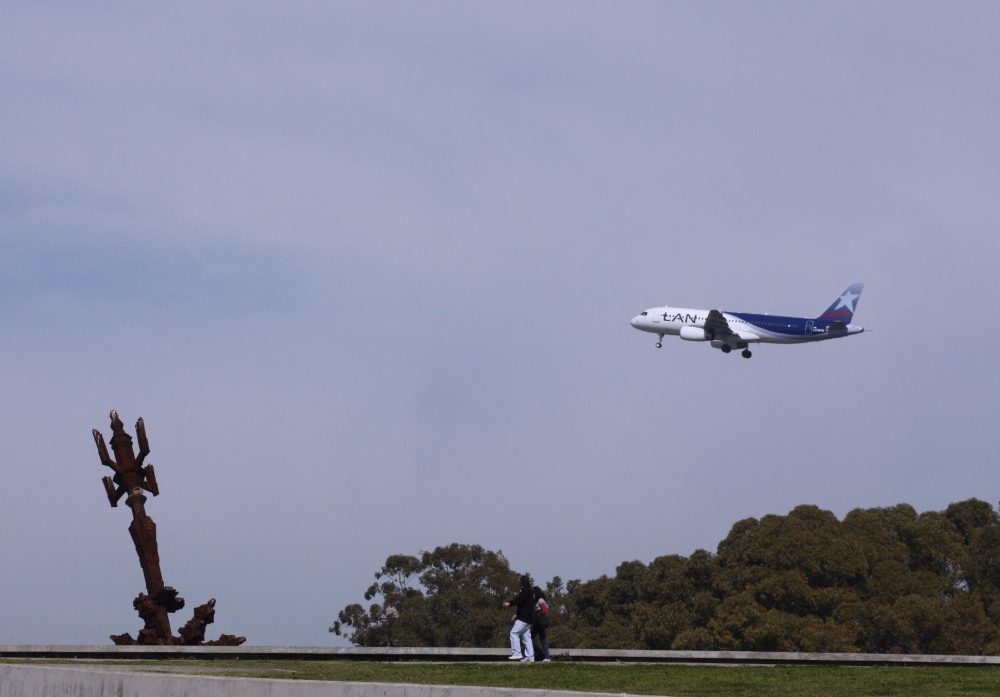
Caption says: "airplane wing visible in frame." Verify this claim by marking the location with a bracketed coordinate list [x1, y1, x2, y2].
[704, 309, 734, 340]
[705, 310, 760, 343]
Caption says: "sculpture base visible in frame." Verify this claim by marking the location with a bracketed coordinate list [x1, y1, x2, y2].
[110, 632, 246, 646]
[111, 595, 245, 646]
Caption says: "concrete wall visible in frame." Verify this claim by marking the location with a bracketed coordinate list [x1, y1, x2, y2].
[3, 645, 1000, 665]
[0, 664, 625, 697]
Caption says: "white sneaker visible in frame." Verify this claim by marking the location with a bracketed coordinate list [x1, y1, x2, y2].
[542, 658, 551, 662]
[508, 655, 522, 661]
[521, 657, 533, 662]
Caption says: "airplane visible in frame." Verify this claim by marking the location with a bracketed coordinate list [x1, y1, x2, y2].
[630, 283, 865, 358]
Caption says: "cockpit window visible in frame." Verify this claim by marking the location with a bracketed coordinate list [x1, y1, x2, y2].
[640, 311, 647, 316]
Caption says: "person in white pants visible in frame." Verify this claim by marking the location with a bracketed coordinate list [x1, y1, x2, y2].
[510, 618, 534, 661]
[503, 575, 535, 662]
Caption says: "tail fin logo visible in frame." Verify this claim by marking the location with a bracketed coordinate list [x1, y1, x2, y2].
[821, 283, 864, 319]
[832, 289, 860, 314]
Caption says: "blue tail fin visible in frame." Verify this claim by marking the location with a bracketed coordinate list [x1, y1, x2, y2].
[818, 283, 864, 323]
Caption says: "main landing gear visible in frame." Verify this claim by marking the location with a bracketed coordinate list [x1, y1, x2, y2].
[655, 334, 663, 348]
[720, 344, 753, 358]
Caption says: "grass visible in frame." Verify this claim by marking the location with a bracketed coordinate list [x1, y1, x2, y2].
[7, 659, 1000, 696]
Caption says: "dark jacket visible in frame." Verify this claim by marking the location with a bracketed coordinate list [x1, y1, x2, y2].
[508, 587, 534, 624]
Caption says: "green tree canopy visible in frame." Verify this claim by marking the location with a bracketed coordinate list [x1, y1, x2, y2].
[333, 500, 1000, 654]
[331, 543, 522, 647]
[551, 500, 1000, 654]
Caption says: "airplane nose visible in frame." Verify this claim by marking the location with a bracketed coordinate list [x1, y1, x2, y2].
[630, 316, 640, 327]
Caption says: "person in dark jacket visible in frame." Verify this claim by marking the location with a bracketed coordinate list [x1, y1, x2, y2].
[502, 575, 535, 661]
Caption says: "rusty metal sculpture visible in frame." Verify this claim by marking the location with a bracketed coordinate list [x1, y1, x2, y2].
[92, 410, 246, 646]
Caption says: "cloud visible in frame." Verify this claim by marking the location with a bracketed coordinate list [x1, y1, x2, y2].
[0, 181, 304, 317]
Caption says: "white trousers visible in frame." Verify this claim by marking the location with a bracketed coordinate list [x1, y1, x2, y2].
[509, 619, 534, 660]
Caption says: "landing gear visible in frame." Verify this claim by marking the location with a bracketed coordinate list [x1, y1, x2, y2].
[742, 349, 752, 359]
[655, 334, 663, 349]
[720, 344, 732, 354]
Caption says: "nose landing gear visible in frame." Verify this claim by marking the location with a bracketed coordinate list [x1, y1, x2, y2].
[655, 334, 663, 348]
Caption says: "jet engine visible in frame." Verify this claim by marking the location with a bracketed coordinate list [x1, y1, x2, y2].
[679, 326, 707, 342]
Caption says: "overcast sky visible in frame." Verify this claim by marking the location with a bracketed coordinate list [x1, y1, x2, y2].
[2, 2, 999, 646]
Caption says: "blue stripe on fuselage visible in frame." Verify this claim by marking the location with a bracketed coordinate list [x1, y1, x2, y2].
[728, 312, 816, 337]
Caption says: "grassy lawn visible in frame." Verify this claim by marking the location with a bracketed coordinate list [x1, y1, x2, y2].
[7, 659, 1000, 696]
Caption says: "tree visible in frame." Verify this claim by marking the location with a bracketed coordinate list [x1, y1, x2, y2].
[552, 499, 1000, 654]
[331, 544, 522, 647]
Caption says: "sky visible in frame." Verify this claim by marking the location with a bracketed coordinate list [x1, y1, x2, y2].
[1, 1, 999, 646]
